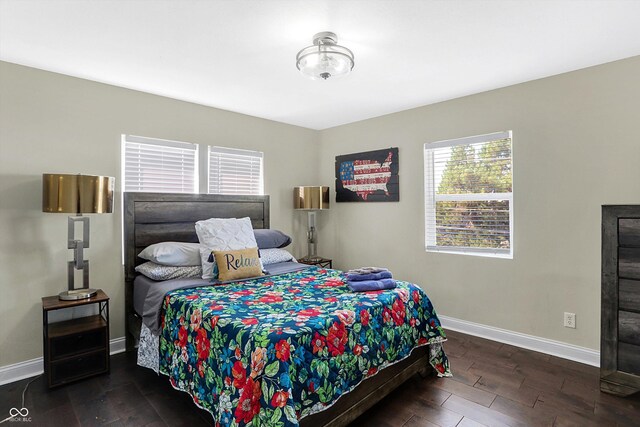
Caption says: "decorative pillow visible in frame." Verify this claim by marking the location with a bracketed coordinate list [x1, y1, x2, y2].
[253, 229, 292, 249]
[213, 247, 264, 281]
[135, 262, 202, 281]
[195, 217, 260, 279]
[259, 248, 296, 265]
[138, 242, 201, 266]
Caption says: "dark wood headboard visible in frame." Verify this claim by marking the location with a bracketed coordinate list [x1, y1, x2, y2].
[123, 192, 270, 350]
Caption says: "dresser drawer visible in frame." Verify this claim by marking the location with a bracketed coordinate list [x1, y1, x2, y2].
[618, 342, 640, 376]
[619, 219, 640, 247]
[618, 310, 640, 346]
[49, 351, 108, 387]
[620, 279, 640, 312]
[619, 247, 640, 280]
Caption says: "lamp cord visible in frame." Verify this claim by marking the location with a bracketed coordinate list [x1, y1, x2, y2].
[0, 375, 40, 424]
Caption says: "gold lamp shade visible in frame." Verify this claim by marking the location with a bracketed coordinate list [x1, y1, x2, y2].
[293, 186, 330, 210]
[43, 174, 114, 214]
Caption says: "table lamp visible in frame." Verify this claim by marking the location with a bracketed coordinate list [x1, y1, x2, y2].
[293, 186, 329, 261]
[43, 173, 114, 300]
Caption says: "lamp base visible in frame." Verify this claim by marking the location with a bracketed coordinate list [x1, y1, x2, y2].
[59, 288, 98, 301]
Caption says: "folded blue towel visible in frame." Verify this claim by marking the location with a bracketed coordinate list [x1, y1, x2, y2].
[347, 278, 396, 292]
[346, 271, 393, 281]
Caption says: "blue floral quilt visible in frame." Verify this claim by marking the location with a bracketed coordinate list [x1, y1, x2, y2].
[159, 267, 450, 426]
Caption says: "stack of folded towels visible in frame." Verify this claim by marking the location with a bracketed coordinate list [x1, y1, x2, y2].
[346, 267, 396, 292]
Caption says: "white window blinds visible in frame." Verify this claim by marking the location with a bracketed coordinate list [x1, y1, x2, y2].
[123, 135, 198, 193]
[208, 146, 264, 195]
[424, 131, 513, 258]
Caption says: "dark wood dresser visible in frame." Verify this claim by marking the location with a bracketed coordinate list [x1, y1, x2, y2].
[601, 205, 640, 396]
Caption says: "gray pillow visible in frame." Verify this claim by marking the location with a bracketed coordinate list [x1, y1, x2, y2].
[259, 248, 296, 265]
[135, 262, 202, 281]
[253, 229, 292, 249]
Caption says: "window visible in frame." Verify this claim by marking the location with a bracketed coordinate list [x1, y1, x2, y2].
[122, 135, 198, 193]
[208, 146, 264, 195]
[424, 131, 513, 258]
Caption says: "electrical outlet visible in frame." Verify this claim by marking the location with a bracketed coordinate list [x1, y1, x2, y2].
[564, 312, 576, 328]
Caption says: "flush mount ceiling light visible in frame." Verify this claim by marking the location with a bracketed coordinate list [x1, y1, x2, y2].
[296, 31, 355, 80]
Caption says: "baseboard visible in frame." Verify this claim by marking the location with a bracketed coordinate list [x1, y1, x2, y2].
[0, 337, 127, 386]
[0, 320, 601, 385]
[109, 336, 126, 355]
[439, 315, 600, 367]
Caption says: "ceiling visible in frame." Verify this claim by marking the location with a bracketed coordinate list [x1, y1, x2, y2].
[1, 1, 639, 130]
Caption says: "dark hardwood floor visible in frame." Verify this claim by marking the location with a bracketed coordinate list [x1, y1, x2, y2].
[2, 330, 639, 426]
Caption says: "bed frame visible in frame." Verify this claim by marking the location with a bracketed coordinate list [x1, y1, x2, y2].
[123, 192, 433, 427]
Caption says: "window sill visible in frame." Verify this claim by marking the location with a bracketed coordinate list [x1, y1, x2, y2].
[425, 247, 512, 259]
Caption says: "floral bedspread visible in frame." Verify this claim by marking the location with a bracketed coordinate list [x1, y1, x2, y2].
[159, 267, 450, 426]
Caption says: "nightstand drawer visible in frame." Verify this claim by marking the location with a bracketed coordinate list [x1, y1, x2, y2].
[50, 327, 107, 361]
[49, 350, 108, 387]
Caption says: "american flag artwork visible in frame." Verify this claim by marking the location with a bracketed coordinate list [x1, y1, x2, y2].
[335, 148, 399, 202]
[339, 151, 393, 200]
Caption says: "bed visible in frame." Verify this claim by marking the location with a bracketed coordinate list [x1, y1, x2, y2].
[124, 192, 450, 426]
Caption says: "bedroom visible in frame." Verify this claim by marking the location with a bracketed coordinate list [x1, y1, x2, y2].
[1, 0, 639, 426]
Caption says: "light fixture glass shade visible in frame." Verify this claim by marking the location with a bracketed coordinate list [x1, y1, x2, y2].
[43, 174, 114, 214]
[296, 32, 354, 80]
[293, 186, 330, 210]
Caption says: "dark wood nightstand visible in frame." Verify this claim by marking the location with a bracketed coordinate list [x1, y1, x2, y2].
[298, 257, 332, 269]
[42, 289, 110, 388]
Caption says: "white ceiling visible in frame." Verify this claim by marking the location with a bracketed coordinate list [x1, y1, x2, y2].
[1, 0, 639, 130]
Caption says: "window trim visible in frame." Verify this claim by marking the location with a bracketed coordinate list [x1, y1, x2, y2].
[424, 131, 513, 259]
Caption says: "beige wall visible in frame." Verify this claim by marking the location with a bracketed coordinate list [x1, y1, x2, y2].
[317, 56, 640, 350]
[1, 56, 638, 368]
[0, 61, 319, 366]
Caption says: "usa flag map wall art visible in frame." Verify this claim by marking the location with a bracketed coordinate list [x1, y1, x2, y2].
[335, 147, 399, 202]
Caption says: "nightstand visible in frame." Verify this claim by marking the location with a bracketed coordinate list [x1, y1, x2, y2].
[42, 289, 110, 388]
[298, 256, 332, 269]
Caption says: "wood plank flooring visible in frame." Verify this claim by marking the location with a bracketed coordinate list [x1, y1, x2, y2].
[1, 330, 638, 426]
[353, 330, 640, 427]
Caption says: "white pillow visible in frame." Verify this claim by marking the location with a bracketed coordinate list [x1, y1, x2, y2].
[259, 248, 296, 266]
[195, 217, 260, 279]
[138, 242, 201, 266]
